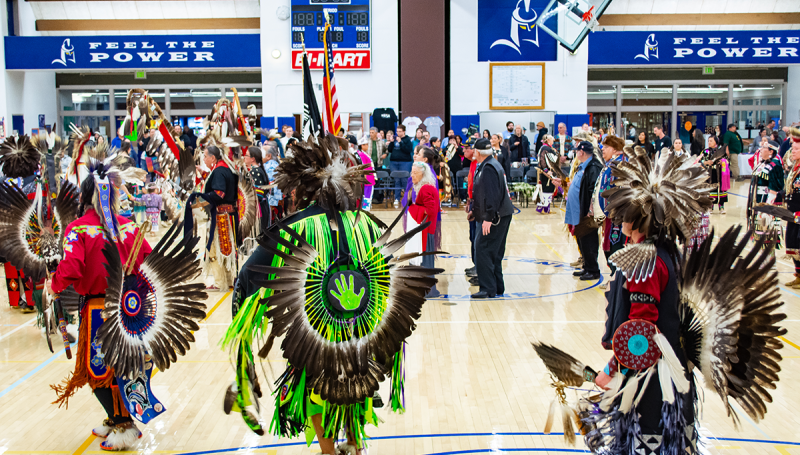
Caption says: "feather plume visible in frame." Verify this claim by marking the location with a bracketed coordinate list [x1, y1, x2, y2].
[653, 333, 690, 394]
[0, 135, 40, 178]
[275, 133, 373, 212]
[602, 148, 713, 243]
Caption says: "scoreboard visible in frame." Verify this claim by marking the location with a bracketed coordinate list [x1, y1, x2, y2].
[290, 0, 371, 70]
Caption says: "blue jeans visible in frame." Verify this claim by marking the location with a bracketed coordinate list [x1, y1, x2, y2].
[390, 161, 412, 200]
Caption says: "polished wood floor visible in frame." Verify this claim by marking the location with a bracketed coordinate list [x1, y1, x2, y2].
[2, 180, 800, 455]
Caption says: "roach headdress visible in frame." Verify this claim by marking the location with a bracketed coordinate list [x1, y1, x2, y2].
[602, 147, 714, 242]
[0, 135, 41, 178]
[276, 133, 372, 212]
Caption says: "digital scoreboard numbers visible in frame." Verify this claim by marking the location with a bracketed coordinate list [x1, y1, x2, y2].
[290, 0, 371, 70]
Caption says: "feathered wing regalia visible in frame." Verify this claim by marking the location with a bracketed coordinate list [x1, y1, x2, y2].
[0, 132, 82, 344]
[220, 134, 443, 453]
[46, 155, 208, 450]
[531, 148, 787, 454]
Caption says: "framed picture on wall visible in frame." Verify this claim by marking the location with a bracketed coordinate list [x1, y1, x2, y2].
[490, 62, 545, 110]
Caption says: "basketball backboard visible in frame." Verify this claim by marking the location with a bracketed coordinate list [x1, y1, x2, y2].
[536, 0, 612, 53]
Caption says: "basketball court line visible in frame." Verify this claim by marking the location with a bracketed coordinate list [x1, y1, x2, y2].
[0, 317, 35, 341]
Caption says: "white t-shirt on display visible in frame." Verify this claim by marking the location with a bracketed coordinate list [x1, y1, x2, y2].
[402, 116, 423, 133]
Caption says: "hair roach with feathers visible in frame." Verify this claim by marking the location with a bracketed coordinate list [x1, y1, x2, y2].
[277, 133, 372, 212]
[602, 147, 714, 283]
[0, 135, 41, 178]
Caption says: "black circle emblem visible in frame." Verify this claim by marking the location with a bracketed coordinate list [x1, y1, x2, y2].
[326, 270, 369, 313]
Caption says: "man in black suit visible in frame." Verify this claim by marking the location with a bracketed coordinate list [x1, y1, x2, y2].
[471, 138, 515, 299]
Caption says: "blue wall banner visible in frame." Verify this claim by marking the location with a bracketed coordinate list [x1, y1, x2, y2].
[589, 30, 800, 66]
[477, 0, 557, 62]
[4, 34, 260, 70]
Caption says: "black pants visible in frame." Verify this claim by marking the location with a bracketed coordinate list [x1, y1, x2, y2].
[577, 229, 600, 275]
[94, 380, 133, 426]
[469, 218, 477, 266]
[476, 215, 512, 296]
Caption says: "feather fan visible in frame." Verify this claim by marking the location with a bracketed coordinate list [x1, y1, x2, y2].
[752, 205, 795, 223]
[98, 220, 208, 379]
[532, 342, 595, 386]
[680, 225, 787, 424]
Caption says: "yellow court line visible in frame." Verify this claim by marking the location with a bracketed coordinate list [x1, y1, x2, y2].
[777, 446, 794, 455]
[532, 232, 565, 261]
[71, 290, 231, 455]
[779, 336, 800, 352]
[70, 436, 96, 455]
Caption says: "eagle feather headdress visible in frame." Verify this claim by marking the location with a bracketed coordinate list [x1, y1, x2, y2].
[603, 147, 714, 282]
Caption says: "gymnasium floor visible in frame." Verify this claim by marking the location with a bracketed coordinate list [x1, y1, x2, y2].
[2, 180, 800, 455]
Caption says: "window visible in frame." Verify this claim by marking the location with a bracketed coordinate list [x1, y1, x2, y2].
[676, 85, 728, 106]
[588, 85, 616, 107]
[621, 85, 672, 107]
[170, 89, 222, 110]
[60, 90, 109, 111]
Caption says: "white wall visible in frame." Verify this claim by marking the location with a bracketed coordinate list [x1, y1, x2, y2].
[788, 66, 800, 125]
[260, 0, 399, 119]
[2, 0, 57, 136]
[450, 0, 588, 117]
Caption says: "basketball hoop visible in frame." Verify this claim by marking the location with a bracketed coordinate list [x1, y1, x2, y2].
[536, 0, 612, 52]
[581, 5, 599, 32]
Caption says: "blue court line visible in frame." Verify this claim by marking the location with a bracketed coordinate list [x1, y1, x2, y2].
[728, 192, 747, 198]
[0, 344, 74, 400]
[171, 431, 800, 455]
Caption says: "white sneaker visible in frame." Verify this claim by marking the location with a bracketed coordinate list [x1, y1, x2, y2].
[393, 199, 399, 208]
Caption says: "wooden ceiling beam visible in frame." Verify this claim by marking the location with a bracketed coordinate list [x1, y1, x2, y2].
[36, 18, 259, 31]
[599, 13, 800, 26]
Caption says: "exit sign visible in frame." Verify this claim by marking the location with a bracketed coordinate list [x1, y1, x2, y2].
[703, 66, 715, 75]
[135, 70, 147, 79]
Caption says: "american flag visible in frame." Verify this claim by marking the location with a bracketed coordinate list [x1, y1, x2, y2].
[321, 20, 342, 136]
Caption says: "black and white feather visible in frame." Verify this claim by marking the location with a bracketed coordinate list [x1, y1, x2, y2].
[681, 225, 787, 425]
[0, 180, 79, 281]
[98, 220, 208, 379]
